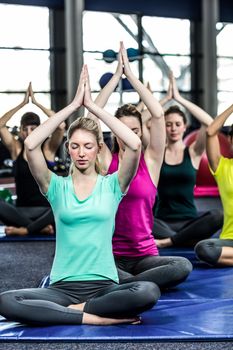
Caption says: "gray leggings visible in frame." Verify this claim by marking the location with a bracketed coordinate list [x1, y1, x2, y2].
[115, 255, 193, 289]
[0, 200, 54, 234]
[195, 238, 233, 265]
[154, 209, 223, 246]
[0, 280, 160, 326]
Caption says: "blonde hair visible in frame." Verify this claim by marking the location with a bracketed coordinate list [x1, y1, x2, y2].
[66, 117, 102, 174]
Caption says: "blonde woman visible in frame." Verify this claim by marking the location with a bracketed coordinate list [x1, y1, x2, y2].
[0, 65, 160, 326]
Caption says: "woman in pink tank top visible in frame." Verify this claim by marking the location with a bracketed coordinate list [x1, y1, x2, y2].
[88, 42, 192, 289]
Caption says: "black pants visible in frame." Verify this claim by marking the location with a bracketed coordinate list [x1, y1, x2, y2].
[0, 200, 54, 234]
[115, 255, 192, 289]
[0, 280, 160, 325]
[195, 238, 233, 265]
[153, 209, 223, 246]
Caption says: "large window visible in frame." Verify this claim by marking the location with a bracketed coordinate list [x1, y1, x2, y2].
[141, 16, 191, 100]
[83, 11, 191, 124]
[83, 11, 139, 117]
[1, 6, 232, 128]
[0, 4, 51, 127]
[217, 23, 233, 124]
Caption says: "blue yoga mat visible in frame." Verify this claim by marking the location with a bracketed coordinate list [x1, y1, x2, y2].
[0, 298, 233, 341]
[1, 248, 233, 342]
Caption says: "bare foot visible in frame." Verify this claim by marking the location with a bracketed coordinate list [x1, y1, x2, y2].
[40, 224, 54, 235]
[155, 238, 173, 248]
[68, 303, 141, 325]
[82, 312, 141, 325]
[5, 226, 28, 236]
[68, 302, 86, 311]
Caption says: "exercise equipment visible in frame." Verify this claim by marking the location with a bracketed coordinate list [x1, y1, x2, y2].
[99, 72, 114, 89]
[103, 49, 117, 63]
[122, 78, 134, 91]
[0, 188, 13, 204]
[126, 47, 140, 62]
[102, 48, 139, 63]
[99, 74, 134, 91]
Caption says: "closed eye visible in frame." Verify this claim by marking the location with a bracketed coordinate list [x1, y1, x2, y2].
[85, 143, 94, 149]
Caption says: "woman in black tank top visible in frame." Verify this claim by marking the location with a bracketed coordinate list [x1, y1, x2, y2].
[0, 83, 65, 236]
[153, 73, 223, 248]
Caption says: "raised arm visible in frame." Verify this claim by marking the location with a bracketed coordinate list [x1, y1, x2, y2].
[139, 74, 172, 125]
[159, 72, 173, 107]
[136, 82, 152, 113]
[86, 46, 123, 128]
[140, 76, 172, 129]
[24, 67, 85, 194]
[172, 73, 213, 126]
[91, 51, 122, 114]
[206, 104, 233, 172]
[29, 82, 54, 118]
[0, 84, 30, 159]
[121, 42, 165, 186]
[85, 46, 124, 172]
[29, 82, 66, 160]
[172, 73, 213, 156]
[83, 65, 141, 193]
[43, 121, 66, 162]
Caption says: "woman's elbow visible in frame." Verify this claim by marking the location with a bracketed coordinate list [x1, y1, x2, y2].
[158, 110, 165, 119]
[134, 138, 142, 152]
[57, 121, 66, 131]
[152, 110, 164, 120]
[206, 125, 215, 137]
[24, 137, 34, 152]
